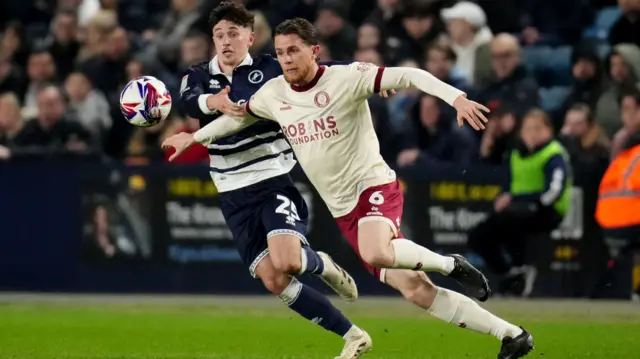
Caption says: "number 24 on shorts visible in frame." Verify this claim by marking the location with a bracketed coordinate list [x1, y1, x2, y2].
[275, 194, 301, 221]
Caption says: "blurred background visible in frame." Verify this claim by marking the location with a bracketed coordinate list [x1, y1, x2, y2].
[0, 0, 639, 300]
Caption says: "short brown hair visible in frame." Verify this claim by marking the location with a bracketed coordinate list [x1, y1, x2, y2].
[208, 1, 254, 30]
[523, 108, 553, 129]
[568, 103, 594, 123]
[274, 18, 319, 46]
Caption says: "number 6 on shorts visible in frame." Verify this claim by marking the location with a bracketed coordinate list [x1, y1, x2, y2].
[368, 190, 384, 205]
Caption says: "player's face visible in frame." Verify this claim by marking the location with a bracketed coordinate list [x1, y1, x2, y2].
[213, 20, 254, 66]
[274, 34, 320, 84]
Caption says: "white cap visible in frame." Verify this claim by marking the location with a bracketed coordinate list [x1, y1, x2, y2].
[441, 1, 487, 28]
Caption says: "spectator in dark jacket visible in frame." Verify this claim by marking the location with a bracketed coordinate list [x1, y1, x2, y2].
[12, 86, 91, 152]
[392, 4, 443, 64]
[396, 94, 478, 167]
[560, 103, 611, 163]
[41, 9, 80, 79]
[0, 56, 27, 100]
[609, 0, 640, 48]
[478, 33, 539, 119]
[479, 105, 519, 164]
[315, 2, 357, 61]
[555, 44, 605, 130]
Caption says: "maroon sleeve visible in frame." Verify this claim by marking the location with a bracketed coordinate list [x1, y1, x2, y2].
[373, 66, 386, 93]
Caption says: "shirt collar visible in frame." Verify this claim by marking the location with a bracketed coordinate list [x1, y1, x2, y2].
[209, 54, 254, 75]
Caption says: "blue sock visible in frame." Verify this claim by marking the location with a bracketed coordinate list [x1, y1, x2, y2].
[279, 277, 352, 337]
[300, 246, 325, 275]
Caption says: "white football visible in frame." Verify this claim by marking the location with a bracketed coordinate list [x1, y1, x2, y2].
[120, 76, 172, 127]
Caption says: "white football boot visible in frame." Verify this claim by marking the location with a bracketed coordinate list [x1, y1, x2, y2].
[317, 252, 358, 302]
[335, 326, 372, 359]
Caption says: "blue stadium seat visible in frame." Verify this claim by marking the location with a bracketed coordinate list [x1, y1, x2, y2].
[539, 86, 572, 112]
[583, 6, 622, 40]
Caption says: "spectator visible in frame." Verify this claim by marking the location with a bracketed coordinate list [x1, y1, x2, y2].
[424, 41, 467, 90]
[0, 92, 24, 159]
[23, 49, 58, 116]
[357, 23, 381, 51]
[560, 103, 611, 162]
[595, 44, 640, 138]
[64, 72, 112, 144]
[0, 55, 28, 100]
[354, 48, 383, 66]
[440, 1, 493, 86]
[478, 33, 539, 119]
[518, 0, 594, 45]
[0, 22, 32, 68]
[469, 109, 571, 297]
[555, 44, 605, 129]
[161, 116, 208, 164]
[612, 86, 640, 158]
[396, 94, 478, 167]
[76, 10, 118, 64]
[146, 0, 204, 71]
[363, 0, 404, 42]
[12, 86, 91, 152]
[179, 31, 212, 73]
[41, 9, 80, 79]
[315, 2, 357, 61]
[393, 4, 443, 64]
[479, 105, 519, 164]
[249, 11, 275, 57]
[82, 26, 132, 104]
[387, 58, 421, 127]
[609, 0, 640, 47]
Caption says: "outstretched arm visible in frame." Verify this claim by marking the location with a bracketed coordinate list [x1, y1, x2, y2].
[379, 67, 489, 130]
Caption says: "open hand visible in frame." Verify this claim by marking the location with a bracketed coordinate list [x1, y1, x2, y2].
[161, 132, 196, 162]
[206, 86, 245, 117]
[453, 96, 490, 131]
[379, 89, 396, 98]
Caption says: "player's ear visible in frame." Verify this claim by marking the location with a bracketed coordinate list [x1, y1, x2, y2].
[311, 45, 320, 60]
[248, 32, 255, 48]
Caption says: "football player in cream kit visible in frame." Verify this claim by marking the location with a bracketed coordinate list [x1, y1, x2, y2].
[164, 18, 534, 359]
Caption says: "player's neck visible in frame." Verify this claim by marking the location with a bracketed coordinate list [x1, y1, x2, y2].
[291, 63, 323, 92]
[218, 57, 245, 76]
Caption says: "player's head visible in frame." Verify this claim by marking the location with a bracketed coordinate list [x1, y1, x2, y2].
[274, 18, 320, 84]
[208, 1, 255, 67]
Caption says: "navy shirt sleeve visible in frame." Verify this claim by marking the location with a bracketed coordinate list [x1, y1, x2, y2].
[179, 65, 219, 121]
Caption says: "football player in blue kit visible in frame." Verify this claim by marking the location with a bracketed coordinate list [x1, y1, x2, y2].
[178, 2, 371, 357]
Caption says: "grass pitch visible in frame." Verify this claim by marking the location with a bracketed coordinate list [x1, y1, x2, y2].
[0, 294, 638, 359]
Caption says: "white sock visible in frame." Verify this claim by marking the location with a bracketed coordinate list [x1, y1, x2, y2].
[428, 287, 522, 340]
[391, 238, 455, 274]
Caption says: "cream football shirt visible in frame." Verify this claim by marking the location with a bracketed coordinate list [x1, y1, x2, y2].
[246, 62, 396, 217]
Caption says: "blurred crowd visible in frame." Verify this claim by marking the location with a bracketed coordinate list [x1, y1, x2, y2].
[0, 0, 639, 168]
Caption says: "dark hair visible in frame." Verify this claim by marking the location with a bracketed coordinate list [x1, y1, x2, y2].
[274, 18, 319, 46]
[426, 41, 457, 62]
[567, 103, 594, 123]
[208, 1, 254, 30]
[621, 85, 640, 105]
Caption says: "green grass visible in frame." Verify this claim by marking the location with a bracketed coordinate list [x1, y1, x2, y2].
[0, 295, 638, 358]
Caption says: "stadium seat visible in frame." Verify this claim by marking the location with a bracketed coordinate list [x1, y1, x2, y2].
[582, 6, 622, 40]
[539, 86, 572, 112]
[523, 46, 573, 87]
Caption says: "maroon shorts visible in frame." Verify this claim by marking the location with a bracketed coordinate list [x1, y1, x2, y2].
[334, 180, 404, 281]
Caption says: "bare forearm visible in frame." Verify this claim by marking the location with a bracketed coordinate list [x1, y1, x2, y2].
[379, 67, 465, 106]
[193, 115, 256, 145]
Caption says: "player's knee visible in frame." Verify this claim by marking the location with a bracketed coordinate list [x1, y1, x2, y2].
[359, 245, 394, 268]
[271, 256, 302, 275]
[259, 272, 290, 295]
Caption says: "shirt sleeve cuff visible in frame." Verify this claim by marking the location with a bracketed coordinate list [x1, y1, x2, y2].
[198, 95, 217, 115]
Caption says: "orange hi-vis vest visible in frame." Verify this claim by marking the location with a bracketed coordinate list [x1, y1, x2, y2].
[596, 144, 640, 229]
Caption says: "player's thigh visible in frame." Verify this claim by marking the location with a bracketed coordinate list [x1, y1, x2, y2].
[384, 269, 437, 309]
[221, 202, 269, 278]
[253, 254, 291, 295]
[357, 219, 395, 265]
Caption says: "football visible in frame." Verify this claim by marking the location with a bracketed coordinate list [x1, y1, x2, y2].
[120, 76, 172, 127]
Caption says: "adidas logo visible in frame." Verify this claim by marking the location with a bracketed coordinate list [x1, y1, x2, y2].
[209, 79, 220, 89]
[280, 101, 292, 111]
